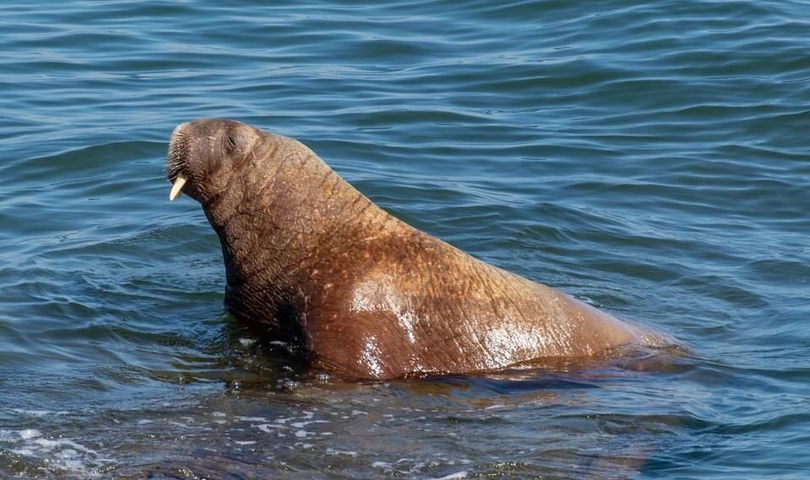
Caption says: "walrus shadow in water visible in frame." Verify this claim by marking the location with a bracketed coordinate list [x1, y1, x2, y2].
[166, 118, 678, 381]
[212, 312, 312, 391]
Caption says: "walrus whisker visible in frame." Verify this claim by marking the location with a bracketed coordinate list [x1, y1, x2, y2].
[166, 124, 189, 176]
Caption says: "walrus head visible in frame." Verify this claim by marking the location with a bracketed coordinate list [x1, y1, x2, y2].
[165, 118, 384, 330]
[167, 119, 265, 204]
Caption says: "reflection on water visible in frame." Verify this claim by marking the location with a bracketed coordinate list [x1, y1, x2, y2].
[0, 343, 696, 479]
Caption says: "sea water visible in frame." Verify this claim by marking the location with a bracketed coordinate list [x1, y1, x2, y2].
[1, 1, 808, 477]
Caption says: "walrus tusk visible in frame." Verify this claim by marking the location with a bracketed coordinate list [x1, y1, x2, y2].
[169, 174, 187, 201]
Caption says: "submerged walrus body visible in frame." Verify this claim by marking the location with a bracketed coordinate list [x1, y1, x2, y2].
[167, 119, 667, 379]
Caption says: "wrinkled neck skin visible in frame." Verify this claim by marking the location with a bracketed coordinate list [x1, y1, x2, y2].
[200, 134, 387, 340]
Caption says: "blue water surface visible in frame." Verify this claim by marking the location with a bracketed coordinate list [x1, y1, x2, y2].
[1, 1, 809, 478]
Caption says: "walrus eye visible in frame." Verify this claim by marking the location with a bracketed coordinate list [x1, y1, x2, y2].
[226, 135, 237, 150]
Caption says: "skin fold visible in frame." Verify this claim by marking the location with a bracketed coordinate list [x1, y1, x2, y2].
[167, 119, 669, 380]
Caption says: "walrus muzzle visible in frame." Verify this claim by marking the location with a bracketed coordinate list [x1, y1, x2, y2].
[167, 122, 190, 200]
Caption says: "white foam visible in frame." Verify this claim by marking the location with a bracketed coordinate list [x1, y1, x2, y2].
[290, 420, 329, 428]
[32, 437, 95, 454]
[326, 448, 358, 456]
[433, 471, 469, 480]
[19, 429, 42, 440]
[11, 409, 68, 418]
[2, 429, 108, 477]
[255, 423, 284, 433]
[235, 416, 268, 422]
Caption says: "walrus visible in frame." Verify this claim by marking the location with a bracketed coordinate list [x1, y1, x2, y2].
[167, 119, 668, 380]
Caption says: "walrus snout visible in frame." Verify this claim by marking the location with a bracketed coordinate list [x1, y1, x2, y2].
[166, 118, 267, 202]
[167, 122, 190, 200]
[166, 119, 233, 201]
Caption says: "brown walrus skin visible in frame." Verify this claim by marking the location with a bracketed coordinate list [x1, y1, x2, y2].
[167, 119, 668, 380]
